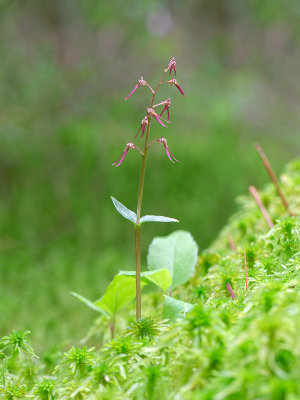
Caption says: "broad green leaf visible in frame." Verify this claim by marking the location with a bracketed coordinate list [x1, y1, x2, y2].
[119, 268, 172, 291]
[140, 215, 179, 224]
[147, 230, 198, 289]
[111, 196, 137, 224]
[70, 292, 109, 316]
[94, 275, 147, 316]
[163, 295, 194, 322]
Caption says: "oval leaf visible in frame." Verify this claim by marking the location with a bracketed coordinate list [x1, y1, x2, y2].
[140, 215, 179, 224]
[94, 274, 147, 316]
[163, 295, 194, 322]
[111, 196, 137, 224]
[119, 268, 172, 291]
[147, 230, 198, 289]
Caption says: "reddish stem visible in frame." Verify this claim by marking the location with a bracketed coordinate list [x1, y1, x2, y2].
[249, 185, 274, 229]
[227, 233, 237, 251]
[254, 143, 292, 215]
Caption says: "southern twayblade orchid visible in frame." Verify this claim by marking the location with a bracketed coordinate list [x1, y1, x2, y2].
[153, 98, 171, 120]
[135, 117, 148, 138]
[165, 78, 185, 97]
[112, 58, 185, 320]
[157, 137, 179, 163]
[167, 57, 176, 76]
[125, 77, 154, 100]
[112, 142, 143, 167]
[147, 108, 171, 128]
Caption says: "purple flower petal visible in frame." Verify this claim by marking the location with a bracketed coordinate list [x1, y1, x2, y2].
[125, 84, 139, 100]
[112, 148, 129, 167]
[175, 83, 185, 97]
[153, 114, 167, 128]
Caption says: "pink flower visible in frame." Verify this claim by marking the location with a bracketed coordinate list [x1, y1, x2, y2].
[112, 142, 136, 167]
[226, 283, 235, 300]
[147, 108, 171, 128]
[125, 77, 154, 100]
[135, 117, 148, 138]
[157, 137, 179, 163]
[167, 57, 176, 77]
[166, 78, 185, 97]
[153, 98, 171, 120]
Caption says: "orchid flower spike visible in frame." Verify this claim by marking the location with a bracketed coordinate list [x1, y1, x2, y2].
[135, 116, 148, 138]
[153, 98, 171, 120]
[166, 78, 185, 97]
[158, 137, 179, 163]
[167, 57, 176, 76]
[112, 142, 136, 167]
[125, 77, 154, 100]
[147, 108, 171, 128]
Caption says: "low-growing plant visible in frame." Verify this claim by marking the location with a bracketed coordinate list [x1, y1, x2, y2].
[111, 58, 185, 319]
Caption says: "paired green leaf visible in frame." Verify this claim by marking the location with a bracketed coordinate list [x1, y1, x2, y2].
[111, 197, 178, 226]
[111, 196, 137, 224]
[140, 215, 179, 224]
[72, 269, 172, 317]
[94, 275, 148, 316]
[147, 230, 198, 289]
[163, 295, 194, 322]
[119, 268, 172, 291]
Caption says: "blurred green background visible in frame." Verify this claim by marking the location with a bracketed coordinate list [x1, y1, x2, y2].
[0, 0, 299, 351]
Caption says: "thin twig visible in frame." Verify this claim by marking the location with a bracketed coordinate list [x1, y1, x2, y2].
[254, 143, 292, 215]
[227, 233, 237, 251]
[244, 250, 248, 295]
[249, 185, 274, 229]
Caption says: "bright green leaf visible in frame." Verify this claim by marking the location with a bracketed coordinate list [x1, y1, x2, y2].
[163, 295, 194, 322]
[111, 196, 137, 224]
[70, 292, 109, 316]
[119, 268, 172, 291]
[147, 230, 198, 289]
[94, 275, 147, 316]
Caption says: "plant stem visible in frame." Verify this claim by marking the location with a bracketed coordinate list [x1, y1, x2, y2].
[134, 69, 167, 320]
[244, 250, 248, 295]
[135, 226, 141, 319]
[254, 143, 292, 215]
[109, 314, 116, 339]
[249, 185, 274, 229]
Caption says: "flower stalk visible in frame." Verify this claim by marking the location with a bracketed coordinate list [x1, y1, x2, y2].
[113, 58, 185, 320]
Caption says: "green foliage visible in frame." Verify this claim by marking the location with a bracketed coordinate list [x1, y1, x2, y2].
[147, 230, 198, 289]
[124, 317, 168, 341]
[1, 160, 300, 398]
[72, 268, 172, 319]
[111, 196, 179, 226]
[163, 295, 194, 322]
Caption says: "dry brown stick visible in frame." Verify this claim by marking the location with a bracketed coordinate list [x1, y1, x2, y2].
[227, 233, 237, 252]
[254, 143, 292, 215]
[249, 185, 274, 229]
[244, 250, 248, 295]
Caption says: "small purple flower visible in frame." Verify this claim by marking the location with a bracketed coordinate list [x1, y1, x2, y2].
[147, 108, 171, 128]
[125, 77, 154, 100]
[167, 57, 176, 77]
[226, 283, 235, 300]
[112, 142, 136, 167]
[154, 98, 171, 121]
[166, 78, 185, 97]
[135, 117, 148, 138]
[157, 137, 179, 163]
